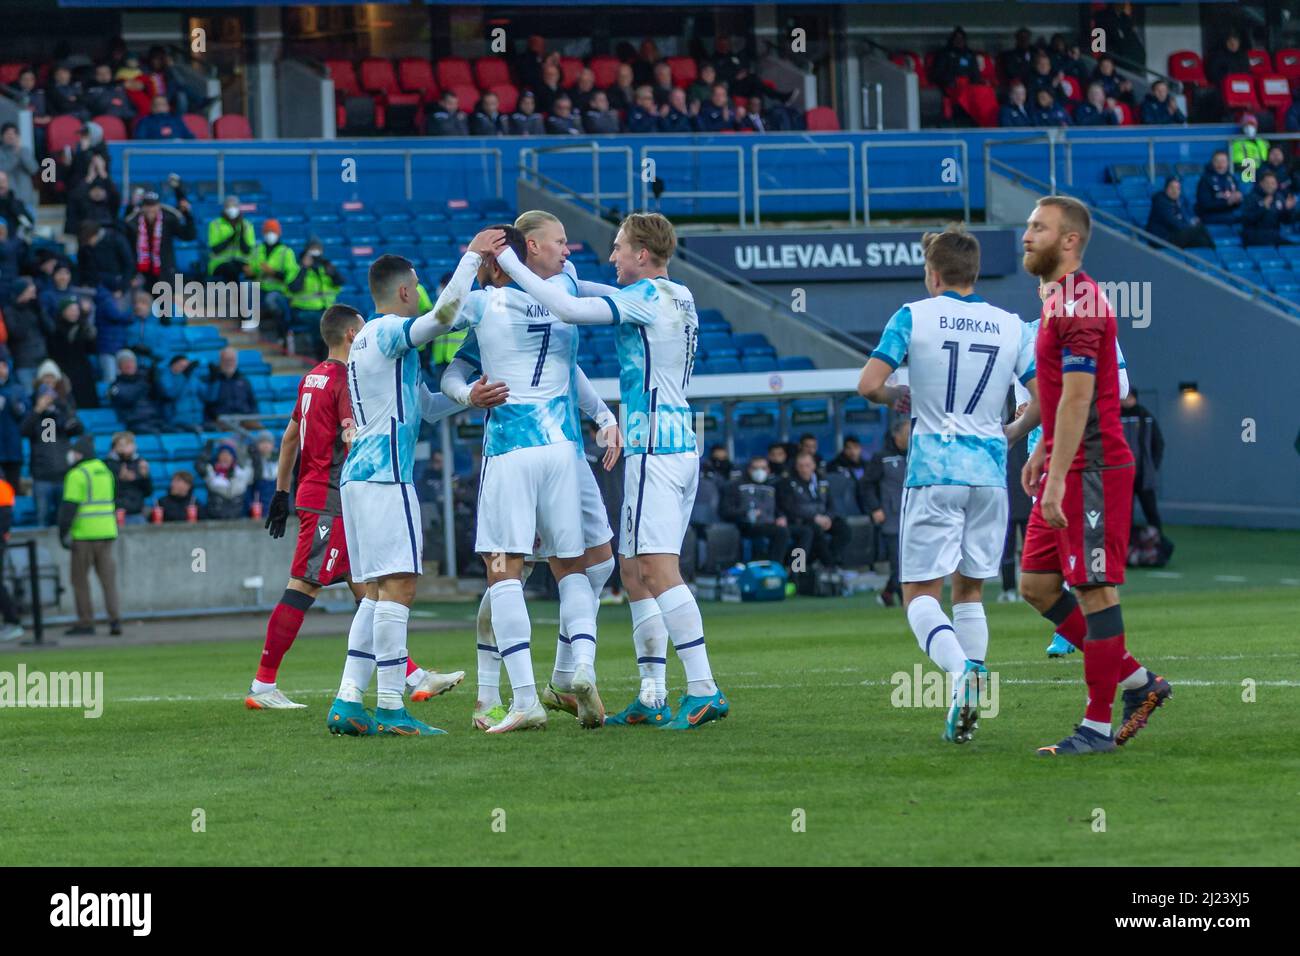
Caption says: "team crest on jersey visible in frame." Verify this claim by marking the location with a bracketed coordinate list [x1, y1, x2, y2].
[1086, 510, 1101, 528]
[318, 523, 330, 539]
[1068, 555, 1077, 571]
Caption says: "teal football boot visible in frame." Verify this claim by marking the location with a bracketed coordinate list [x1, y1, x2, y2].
[326, 698, 378, 736]
[374, 706, 446, 736]
[1046, 633, 1077, 657]
[659, 689, 729, 730]
[605, 695, 673, 726]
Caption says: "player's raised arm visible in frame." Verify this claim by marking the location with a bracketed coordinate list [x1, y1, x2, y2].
[495, 246, 616, 324]
[563, 259, 620, 297]
[407, 229, 505, 347]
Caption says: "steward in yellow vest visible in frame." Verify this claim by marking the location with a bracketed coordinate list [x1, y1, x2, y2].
[58, 435, 123, 636]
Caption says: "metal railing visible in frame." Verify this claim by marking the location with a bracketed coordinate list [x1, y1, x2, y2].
[637, 144, 745, 227]
[519, 142, 634, 216]
[860, 139, 969, 224]
[752, 141, 857, 226]
[121, 146, 504, 202]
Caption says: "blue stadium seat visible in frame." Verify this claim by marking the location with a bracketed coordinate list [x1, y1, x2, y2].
[276, 202, 306, 224]
[741, 355, 778, 373]
[12, 495, 35, 528]
[698, 333, 733, 353]
[708, 358, 741, 374]
[161, 433, 201, 461]
[776, 355, 815, 371]
[79, 408, 121, 432]
[732, 332, 770, 351]
[238, 350, 271, 374]
[305, 202, 342, 224]
[93, 434, 115, 457]
[705, 346, 739, 362]
[272, 376, 302, 401]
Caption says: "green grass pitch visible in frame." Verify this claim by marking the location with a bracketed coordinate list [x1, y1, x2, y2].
[2, 526, 1297, 866]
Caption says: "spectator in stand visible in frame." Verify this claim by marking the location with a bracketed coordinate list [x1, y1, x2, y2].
[203, 346, 258, 426]
[650, 61, 676, 108]
[1262, 145, 1293, 196]
[687, 62, 718, 108]
[1030, 87, 1071, 126]
[469, 91, 509, 136]
[1231, 113, 1268, 177]
[65, 122, 110, 190]
[828, 436, 867, 482]
[429, 90, 469, 136]
[582, 91, 621, 134]
[144, 45, 188, 114]
[5, 68, 50, 151]
[124, 190, 196, 284]
[767, 441, 791, 479]
[1285, 98, 1300, 133]
[0, 220, 22, 291]
[778, 450, 849, 572]
[247, 219, 296, 341]
[38, 263, 76, 320]
[1094, 2, 1146, 68]
[736, 97, 768, 133]
[157, 352, 205, 431]
[123, 288, 165, 357]
[22, 360, 83, 526]
[606, 63, 637, 113]
[660, 87, 693, 133]
[720, 455, 791, 563]
[931, 27, 983, 91]
[508, 90, 545, 135]
[77, 220, 134, 292]
[1242, 170, 1297, 246]
[0, 124, 38, 214]
[104, 430, 152, 524]
[535, 62, 563, 114]
[83, 62, 137, 121]
[0, 171, 33, 238]
[108, 349, 165, 431]
[861, 418, 908, 607]
[1090, 55, 1134, 106]
[1206, 30, 1251, 87]
[1026, 51, 1067, 104]
[516, 34, 547, 94]
[286, 240, 341, 354]
[797, 433, 823, 470]
[1146, 177, 1213, 248]
[711, 35, 745, 87]
[626, 85, 660, 133]
[1120, 387, 1165, 532]
[64, 152, 120, 237]
[207, 194, 255, 284]
[1140, 79, 1185, 124]
[1195, 150, 1244, 224]
[703, 443, 735, 482]
[90, 287, 134, 383]
[4, 278, 52, 393]
[695, 83, 735, 132]
[999, 82, 1032, 127]
[0, 356, 27, 488]
[246, 429, 278, 513]
[196, 440, 252, 520]
[999, 28, 1036, 86]
[1073, 82, 1120, 126]
[1047, 33, 1070, 72]
[47, 296, 99, 409]
[134, 94, 193, 140]
[114, 57, 155, 118]
[48, 64, 89, 119]
[633, 38, 662, 87]
[159, 470, 202, 521]
[568, 68, 598, 114]
[1060, 42, 1093, 87]
[545, 94, 582, 135]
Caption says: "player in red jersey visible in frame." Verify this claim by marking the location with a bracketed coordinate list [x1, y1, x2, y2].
[245, 305, 501, 708]
[1015, 196, 1172, 755]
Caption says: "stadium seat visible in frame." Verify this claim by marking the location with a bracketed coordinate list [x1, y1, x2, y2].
[776, 355, 815, 371]
[805, 106, 841, 131]
[590, 55, 620, 88]
[708, 358, 742, 374]
[213, 114, 253, 139]
[92, 114, 128, 142]
[46, 115, 82, 157]
[324, 59, 362, 98]
[667, 56, 697, 86]
[0, 63, 22, 86]
[559, 56, 583, 87]
[741, 355, 778, 373]
[890, 50, 928, 87]
[1222, 74, 1262, 111]
[182, 113, 211, 139]
[79, 409, 121, 433]
[360, 58, 401, 95]
[1258, 75, 1292, 113]
[436, 57, 474, 91]
[1275, 48, 1300, 84]
[398, 57, 440, 103]
[474, 57, 510, 89]
[1248, 49, 1273, 75]
[733, 332, 772, 352]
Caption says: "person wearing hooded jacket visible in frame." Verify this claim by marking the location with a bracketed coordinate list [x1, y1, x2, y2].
[196, 440, 253, 520]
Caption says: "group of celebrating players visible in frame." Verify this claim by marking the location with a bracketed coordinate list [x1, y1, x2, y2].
[239, 191, 1172, 755]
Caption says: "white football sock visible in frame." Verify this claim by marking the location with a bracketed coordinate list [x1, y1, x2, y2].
[372, 600, 410, 711]
[558, 572, 598, 672]
[475, 589, 501, 707]
[1082, 718, 1113, 737]
[491, 578, 536, 709]
[951, 601, 989, 664]
[1118, 666, 1149, 690]
[584, 556, 616, 604]
[339, 597, 377, 701]
[656, 584, 716, 697]
[405, 667, 427, 689]
[630, 598, 668, 705]
[250, 679, 276, 694]
[906, 595, 966, 678]
[552, 626, 575, 689]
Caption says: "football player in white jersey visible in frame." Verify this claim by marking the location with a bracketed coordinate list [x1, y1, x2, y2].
[494, 211, 729, 731]
[858, 224, 1037, 744]
[325, 232, 502, 737]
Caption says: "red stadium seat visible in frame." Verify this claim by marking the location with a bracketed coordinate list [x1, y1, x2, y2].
[1258, 74, 1293, 113]
[398, 58, 440, 103]
[474, 57, 510, 89]
[436, 57, 474, 91]
[449, 83, 479, 110]
[489, 83, 519, 114]
[1060, 74, 1083, 102]
[590, 55, 621, 88]
[182, 113, 211, 139]
[559, 56, 583, 87]
[360, 58, 402, 95]
[1168, 50, 1207, 87]
[890, 51, 929, 88]
[1222, 73, 1262, 111]
[213, 114, 253, 139]
[1114, 100, 1135, 126]
[955, 83, 999, 127]
[92, 114, 128, 142]
[1275, 48, 1300, 83]
[975, 51, 997, 85]
[1248, 49, 1273, 75]
[804, 106, 840, 131]
[667, 56, 697, 87]
[0, 63, 22, 86]
[324, 59, 361, 98]
[46, 115, 82, 155]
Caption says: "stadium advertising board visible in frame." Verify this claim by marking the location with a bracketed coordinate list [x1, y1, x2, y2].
[684, 229, 1018, 282]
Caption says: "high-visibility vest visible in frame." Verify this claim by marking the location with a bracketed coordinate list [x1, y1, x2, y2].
[290, 265, 340, 312]
[249, 242, 299, 293]
[1231, 136, 1269, 172]
[64, 459, 118, 541]
[207, 217, 257, 270]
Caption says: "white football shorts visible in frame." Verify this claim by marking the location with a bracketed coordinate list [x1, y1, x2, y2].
[476, 440, 585, 559]
[341, 480, 424, 581]
[534, 452, 613, 558]
[899, 483, 1008, 583]
[619, 451, 699, 558]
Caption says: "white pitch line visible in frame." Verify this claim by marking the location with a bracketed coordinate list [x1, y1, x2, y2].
[1214, 575, 1248, 583]
[860, 678, 1300, 688]
[1147, 571, 1183, 578]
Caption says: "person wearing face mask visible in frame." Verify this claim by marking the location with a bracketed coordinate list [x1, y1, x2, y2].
[720, 455, 790, 563]
[207, 194, 256, 284]
[286, 238, 342, 356]
[247, 218, 298, 342]
[1230, 113, 1269, 178]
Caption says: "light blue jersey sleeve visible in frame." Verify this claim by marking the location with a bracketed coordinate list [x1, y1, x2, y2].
[605, 278, 659, 326]
[1016, 318, 1036, 385]
[870, 306, 912, 368]
[452, 290, 489, 332]
[373, 313, 416, 359]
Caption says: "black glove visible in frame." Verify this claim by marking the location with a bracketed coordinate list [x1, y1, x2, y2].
[265, 490, 290, 539]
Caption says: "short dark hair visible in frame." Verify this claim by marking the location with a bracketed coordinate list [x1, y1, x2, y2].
[484, 222, 528, 262]
[77, 220, 99, 244]
[173, 469, 194, 485]
[843, 436, 860, 446]
[368, 254, 417, 302]
[799, 433, 817, 443]
[922, 222, 981, 287]
[320, 304, 364, 346]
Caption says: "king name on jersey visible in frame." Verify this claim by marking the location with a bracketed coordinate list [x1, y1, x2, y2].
[938, 315, 1001, 335]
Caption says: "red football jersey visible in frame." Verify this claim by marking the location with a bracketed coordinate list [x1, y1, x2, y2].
[292, 359, 352, 513]
[1036, 270, 1134, 472]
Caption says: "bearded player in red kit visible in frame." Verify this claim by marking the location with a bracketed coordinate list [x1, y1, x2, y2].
[1015, 196, 1172, 755]
[244, 304, 471, 709]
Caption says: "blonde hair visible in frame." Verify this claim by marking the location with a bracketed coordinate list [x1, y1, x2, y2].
[921, 222, 980, 288]
[618, 212, 676, 266]
[1036, 195, 1092, 251]
[513, 209, 561, 237]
